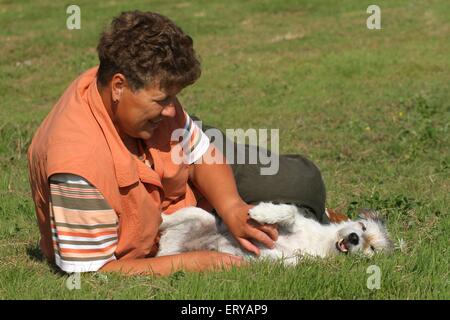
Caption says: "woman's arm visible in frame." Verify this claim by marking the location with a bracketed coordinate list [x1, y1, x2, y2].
[99, 251, 245, 276]
[189, 144, 278, 256]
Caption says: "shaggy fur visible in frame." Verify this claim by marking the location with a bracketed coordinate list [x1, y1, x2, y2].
[157, 202, 392, 265]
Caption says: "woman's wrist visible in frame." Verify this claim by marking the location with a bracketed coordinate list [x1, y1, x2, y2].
[216, 198, 249, 221]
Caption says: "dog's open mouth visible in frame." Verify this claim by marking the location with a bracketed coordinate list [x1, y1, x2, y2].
[335, 239, 349, 253]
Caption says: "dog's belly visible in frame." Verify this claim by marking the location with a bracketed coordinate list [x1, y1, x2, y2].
[157, 208, 240, 256]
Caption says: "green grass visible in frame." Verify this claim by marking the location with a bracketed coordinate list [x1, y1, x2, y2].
[0, 0, 449, 299]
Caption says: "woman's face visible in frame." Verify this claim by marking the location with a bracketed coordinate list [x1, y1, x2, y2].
[112, 80, 181, 140]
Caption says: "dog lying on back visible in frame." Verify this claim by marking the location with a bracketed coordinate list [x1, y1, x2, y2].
[157, 202, 393, 264]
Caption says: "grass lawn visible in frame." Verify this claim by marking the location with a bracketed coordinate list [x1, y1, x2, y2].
[0, 0, 449, 299]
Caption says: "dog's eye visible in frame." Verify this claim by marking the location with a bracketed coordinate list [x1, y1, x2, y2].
[370, 245, 376, 252]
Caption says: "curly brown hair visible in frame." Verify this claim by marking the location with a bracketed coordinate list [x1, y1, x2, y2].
[97, 11, 201, 91]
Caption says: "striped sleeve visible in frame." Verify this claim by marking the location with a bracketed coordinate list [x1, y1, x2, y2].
[178, 110, 210, 164]
[49, 173, 118, 273]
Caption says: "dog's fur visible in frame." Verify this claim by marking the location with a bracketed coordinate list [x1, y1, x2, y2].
[157, 202, 392, 264]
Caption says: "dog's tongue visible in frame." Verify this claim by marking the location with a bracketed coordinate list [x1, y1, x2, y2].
[339, 241, 348, 252]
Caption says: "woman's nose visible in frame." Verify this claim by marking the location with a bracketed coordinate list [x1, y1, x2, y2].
[348, 232, 359, 245]
[161, 103, 176, 118]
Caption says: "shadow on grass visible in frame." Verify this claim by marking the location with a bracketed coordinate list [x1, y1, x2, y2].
[26, 244, 44, 262]
[26, 244, 66, 276]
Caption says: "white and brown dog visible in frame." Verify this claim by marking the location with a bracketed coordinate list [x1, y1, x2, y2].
[157, 202, 392, 264]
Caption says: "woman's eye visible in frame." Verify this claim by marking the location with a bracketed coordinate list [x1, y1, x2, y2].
[156, 96, 171, 105]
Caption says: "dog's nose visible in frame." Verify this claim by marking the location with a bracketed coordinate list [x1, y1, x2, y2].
[348, 233, 359, 245]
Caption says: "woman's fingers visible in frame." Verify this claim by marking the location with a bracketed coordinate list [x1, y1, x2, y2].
[250, 226, 275, 249]
[234, 221, 278, 255]
[240, 226, 275, 253]
[211, 252, 248, 270]
[238, 237, 260, 256]
[248, 219, 278, 242]
[223, 254, 248, 266]
[256, 223, 278, 241]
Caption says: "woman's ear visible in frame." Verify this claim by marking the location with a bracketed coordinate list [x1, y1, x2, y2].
[110, 73, 126, 102]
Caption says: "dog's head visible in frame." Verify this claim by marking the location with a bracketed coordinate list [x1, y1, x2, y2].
[334, 209, 393, 256]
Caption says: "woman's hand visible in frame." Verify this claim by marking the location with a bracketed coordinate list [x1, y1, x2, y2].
[219, 202, 278, 256]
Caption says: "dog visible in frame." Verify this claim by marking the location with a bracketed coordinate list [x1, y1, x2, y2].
[156, 202, 393, 265]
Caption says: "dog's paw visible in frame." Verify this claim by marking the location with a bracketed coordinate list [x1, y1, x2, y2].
[249, 202, 297, 227]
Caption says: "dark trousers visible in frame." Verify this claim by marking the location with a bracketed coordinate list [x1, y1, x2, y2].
[194, 118, 329, 224]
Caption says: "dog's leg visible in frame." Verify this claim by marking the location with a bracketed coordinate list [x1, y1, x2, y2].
[249, 202, 298, 230]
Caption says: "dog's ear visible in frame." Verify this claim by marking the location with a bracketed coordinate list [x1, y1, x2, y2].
[358, 209, 387, 225]
[358, 209, 381, 221]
